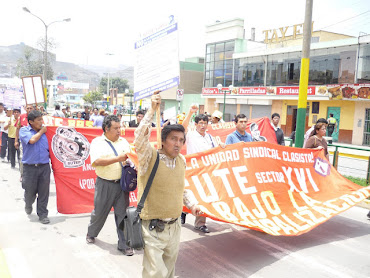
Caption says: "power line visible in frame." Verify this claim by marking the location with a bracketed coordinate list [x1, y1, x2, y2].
[318, 10, 370, 30]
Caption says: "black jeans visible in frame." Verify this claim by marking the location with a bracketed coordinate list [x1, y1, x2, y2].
[8, 137, 20, 168]
[1, 132, 8, 160]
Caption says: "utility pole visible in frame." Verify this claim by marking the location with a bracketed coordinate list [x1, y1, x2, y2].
[295, 0, 313, 148]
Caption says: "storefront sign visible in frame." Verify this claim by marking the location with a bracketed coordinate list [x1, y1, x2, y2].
[276, 86, 316, 95]
[239, 87, 267, 95]
[202, 87, 231, 95]
[202, 84, 370, 99]
[327, 84, 370, 100]
[263, 22, 314, 43]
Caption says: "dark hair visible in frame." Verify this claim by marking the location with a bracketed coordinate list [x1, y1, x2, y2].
[235, 114, 247, 123]
[194, 114, 209, 124]
[136, 110, 145, 116]
[28, 110, 43, 122]
[310, 122, 327, 136]
[329, 113, 334, 117]
[102, 115, 120, 132]
[161, 124, 186, 144]
[13, 108, 21, 113]
[271, 113, 280, 119]
[0, 103, 3, 107]
[317, 118, 328, 124]
[55, 104, 60, 110]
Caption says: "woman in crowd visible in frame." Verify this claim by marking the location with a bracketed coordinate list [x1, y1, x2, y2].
[74, 111, 84, 120]
[304, 122, 329, 160]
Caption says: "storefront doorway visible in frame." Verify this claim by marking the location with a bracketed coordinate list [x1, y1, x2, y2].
[363, 109, 370, 146]
[327, 107, 341, 142]
[285, 105, 309, 137]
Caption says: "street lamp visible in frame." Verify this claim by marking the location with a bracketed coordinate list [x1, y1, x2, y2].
[22, 7, 71, 109]
[105, 53, 114, 109]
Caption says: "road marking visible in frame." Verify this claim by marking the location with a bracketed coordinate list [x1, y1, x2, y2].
[0, 249, 11, 278]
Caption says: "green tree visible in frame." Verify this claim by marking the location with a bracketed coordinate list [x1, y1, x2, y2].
[16, 46, 54, 79]
[83, 91, 103, 107]
[99, 77, 129, 95]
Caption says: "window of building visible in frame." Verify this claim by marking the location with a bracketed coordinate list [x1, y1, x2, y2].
[357, 44, 370, 83]
[204, 40, 235, 87]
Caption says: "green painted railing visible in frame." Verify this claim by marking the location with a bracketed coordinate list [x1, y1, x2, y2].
[327, 144, 370, 184]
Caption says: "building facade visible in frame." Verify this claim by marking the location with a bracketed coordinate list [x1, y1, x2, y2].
[202, 18, 370, 145]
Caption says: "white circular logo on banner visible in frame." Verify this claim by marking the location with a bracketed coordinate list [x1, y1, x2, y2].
[52, 127, 90, 168]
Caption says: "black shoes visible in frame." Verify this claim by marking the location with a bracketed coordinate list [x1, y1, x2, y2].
[367, 211, 370, 219]
[25, 207, 32, 215]
[118, 247, 134, 256]
[39, 217, 50, 224]
[86, 234, 95, 244]
[181, 213, 186, 224]
[195, 225, 210, 233]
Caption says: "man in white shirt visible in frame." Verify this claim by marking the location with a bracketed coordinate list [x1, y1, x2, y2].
[86, 114, 134, 256]
[52, 105, 65, 118]
[181, 104, 224, 233]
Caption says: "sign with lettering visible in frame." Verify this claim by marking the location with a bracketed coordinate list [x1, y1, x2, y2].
[262, 22, 314, 43]
[134, 17, 179, 102]
[276, 86, 316, 95]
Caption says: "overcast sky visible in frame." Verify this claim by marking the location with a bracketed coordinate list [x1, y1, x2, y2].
[2, 0, 369, 68]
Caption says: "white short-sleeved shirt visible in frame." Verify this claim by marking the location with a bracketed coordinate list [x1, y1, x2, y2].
[0, 115, 9, 134]
[303, 126, 315, 148]
[89, 134, 130, 180]
[186, 130, 216, 155]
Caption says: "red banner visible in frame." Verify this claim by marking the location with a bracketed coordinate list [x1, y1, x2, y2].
[45, 118, 370, 235]
[45, 118, 276, 214]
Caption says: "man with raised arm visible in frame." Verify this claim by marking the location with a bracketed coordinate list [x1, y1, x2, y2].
[134, 91, 201, 278]
[181, 104, 225, 233]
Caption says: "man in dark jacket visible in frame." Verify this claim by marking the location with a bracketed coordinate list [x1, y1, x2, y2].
[271, 113, 285, 146]
[129, 110, 155, 128]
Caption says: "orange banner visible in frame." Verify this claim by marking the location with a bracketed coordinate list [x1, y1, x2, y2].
[182, 142, 370, 235]
[44, 118, 370, 236]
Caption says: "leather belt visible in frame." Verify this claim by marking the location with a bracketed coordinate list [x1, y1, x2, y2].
[24, 163, 48, 167]
[160, 218, 178, 225]
[98, 176, 120, 183]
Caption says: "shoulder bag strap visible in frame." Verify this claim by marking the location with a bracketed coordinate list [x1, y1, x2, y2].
[105, 139, 124, 168]
[137, 152, 160, 214]
[208, 133, 215, 148]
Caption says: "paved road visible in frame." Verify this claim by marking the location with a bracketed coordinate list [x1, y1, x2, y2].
[1, 161, 370, 278]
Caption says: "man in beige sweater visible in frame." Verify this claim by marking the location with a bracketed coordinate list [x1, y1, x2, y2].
[134, 91, 201, 278]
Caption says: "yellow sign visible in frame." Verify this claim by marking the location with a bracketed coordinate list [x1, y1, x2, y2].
[263, 22, 314, 43]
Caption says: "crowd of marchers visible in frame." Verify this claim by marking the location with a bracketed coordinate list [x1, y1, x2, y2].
[0, 98, 353, 278]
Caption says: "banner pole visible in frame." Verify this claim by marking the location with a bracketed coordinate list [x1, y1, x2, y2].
[156, 106, 161, 149]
